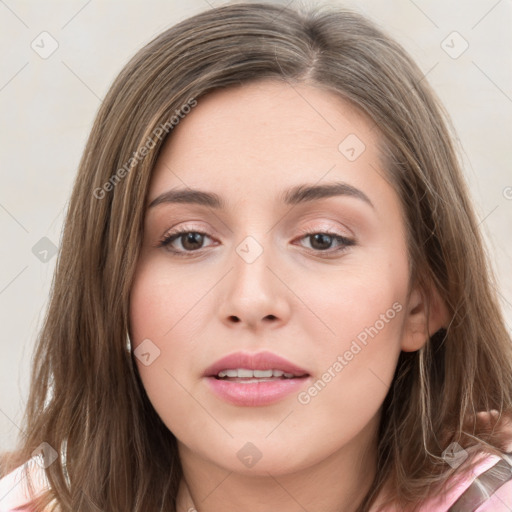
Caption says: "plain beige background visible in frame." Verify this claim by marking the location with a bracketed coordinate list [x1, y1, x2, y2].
[1, 0, 511, 454]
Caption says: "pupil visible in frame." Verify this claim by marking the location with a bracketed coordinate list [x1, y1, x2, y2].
[311, 233, 332, 250]
[183, 232, 203, 250]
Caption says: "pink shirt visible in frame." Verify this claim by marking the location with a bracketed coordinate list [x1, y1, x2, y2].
[1, 450, 511, 511]
[418, 449, 512, 511]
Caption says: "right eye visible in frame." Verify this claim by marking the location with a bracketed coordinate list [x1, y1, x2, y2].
[157, 228, 217, 256]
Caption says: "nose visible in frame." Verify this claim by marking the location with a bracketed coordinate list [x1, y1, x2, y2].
[217, 236, 292, 331]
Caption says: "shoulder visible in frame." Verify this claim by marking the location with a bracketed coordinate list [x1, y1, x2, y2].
[0, 456, 51, 512]
[448, 451, 512, 511]
[418, 446, 512, 511]
[435, 410, 512, 511]
[474, 476, 512, 511]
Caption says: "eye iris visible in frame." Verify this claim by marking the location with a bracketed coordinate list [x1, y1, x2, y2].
[182, 232, 204, 250]
[310, 233, 333, 250]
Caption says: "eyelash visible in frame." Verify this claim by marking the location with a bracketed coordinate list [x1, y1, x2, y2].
[156, 226, 356, 259]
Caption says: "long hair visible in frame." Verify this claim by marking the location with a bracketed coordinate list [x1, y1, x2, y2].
[2, 3, 511, 511]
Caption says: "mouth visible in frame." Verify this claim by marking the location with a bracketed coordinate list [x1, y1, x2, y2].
[203, 351, 311, 406]
[203, 350, 310, 380]
[212, 368, 310, 382]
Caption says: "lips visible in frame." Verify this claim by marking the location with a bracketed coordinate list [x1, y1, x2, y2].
[202, 350, 310, 378]
[203, 350, 311, 406]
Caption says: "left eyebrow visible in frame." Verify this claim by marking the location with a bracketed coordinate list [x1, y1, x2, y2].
[147, 181, 374, 210]
[280, 181, 374, 209]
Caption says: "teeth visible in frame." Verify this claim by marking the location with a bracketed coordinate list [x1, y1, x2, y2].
[216, 368, 297, 378]
[253, 370, 273, 378]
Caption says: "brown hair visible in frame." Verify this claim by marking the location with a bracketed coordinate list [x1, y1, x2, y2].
[2, 2, 511, 511]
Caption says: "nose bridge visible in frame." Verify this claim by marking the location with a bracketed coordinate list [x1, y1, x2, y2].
[228, 205, 277, 287]
[231, 232, 275, 300]
[218, 228, 290, 327]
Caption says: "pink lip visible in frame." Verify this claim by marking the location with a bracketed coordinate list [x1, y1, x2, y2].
[203, 351, 311, 407]
[202, 350, 309, 377]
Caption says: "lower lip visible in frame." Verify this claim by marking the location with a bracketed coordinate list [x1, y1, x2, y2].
[205, 376, 310, 406]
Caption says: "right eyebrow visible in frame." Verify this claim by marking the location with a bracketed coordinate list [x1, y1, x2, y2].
[147, 188, 224, 210]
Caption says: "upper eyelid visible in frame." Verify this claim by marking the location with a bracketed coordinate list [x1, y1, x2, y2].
[163, 223, 353, 239]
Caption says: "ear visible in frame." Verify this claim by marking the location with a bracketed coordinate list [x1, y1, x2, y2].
[401, 282, 450, 352]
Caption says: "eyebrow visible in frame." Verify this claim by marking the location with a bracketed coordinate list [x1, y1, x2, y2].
[147, 181, 374, 210]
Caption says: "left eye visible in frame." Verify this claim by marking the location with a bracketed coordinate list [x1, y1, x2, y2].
[297, 231, 355, 253]
[157, 229, 355, 257]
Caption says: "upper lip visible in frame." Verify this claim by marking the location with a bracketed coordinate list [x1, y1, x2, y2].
[203, 351, 310, 377]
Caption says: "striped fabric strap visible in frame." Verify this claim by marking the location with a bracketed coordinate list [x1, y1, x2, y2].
[448, 456, 512, 512]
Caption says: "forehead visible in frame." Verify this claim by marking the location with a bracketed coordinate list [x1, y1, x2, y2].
[147, 79, 391, 212]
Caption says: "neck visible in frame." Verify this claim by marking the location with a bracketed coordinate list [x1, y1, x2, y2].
[176, 411, 388, 512]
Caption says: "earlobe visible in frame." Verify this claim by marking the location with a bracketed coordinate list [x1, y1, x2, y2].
[401, 284, 450, 352]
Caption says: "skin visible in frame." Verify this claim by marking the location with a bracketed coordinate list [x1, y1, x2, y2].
[129, 80, 446, 512]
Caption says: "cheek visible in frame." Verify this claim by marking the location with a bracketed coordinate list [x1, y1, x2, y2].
[297, 241, 408, 347]
[128, 257, 217, 438]
[293, 247, 408, 429]
[129, 255, 211, 345]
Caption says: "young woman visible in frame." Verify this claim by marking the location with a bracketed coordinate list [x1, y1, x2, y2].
[1, 3, 511, 511]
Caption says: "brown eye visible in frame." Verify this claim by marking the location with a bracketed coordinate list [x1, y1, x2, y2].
[308, 233, 335, 251]
[296, 229, 356, 256]
[178, 232, 205, 251]
[157, 229, 215, 256]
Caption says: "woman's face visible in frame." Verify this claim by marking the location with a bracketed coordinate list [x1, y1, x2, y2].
[129, 80, 427, 476]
